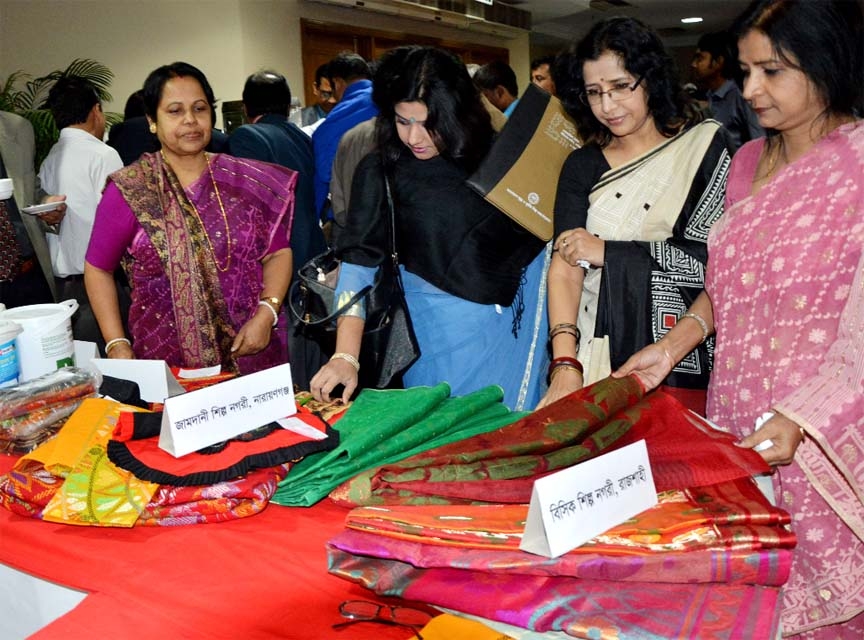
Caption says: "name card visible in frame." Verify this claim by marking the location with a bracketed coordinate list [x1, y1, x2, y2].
[92, 358, 185, 403]
[159, 362, 295, 458]
[520, 440, 657, 558]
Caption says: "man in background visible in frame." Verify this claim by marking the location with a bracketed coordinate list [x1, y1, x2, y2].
[474, 60, 520, 118]
[691, 31, 764, 151]
[300, 63, 337, 134]
[0, 111, 58, 306]
[227, 70, 328, 389]
[39, 76, 123, 346]
[311, 52, 377, 225]
[530, 55, 557, 96]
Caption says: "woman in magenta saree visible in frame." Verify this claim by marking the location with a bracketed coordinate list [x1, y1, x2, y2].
[86, 63, 295, 375]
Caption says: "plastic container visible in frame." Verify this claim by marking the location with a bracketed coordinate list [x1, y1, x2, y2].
[0, 320, 22, 388]
[1, 299, 78, 382]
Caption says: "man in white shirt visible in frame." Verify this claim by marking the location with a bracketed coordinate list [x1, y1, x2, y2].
[39, 76, 122, 346]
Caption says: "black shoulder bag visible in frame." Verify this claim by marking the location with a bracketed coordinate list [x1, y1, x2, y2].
[288, 174, 420, 389]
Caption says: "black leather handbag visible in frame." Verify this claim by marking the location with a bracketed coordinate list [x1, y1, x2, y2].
[288, 175, 420, 389]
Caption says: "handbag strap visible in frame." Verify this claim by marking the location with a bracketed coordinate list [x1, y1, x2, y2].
[287, 274, 380, 327]
[383, 174, 398, 268]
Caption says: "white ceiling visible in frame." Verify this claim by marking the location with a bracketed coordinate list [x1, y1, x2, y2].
[507, 0, 754, 49]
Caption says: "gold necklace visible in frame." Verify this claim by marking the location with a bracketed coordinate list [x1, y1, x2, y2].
[162, 151, 233, 272]
[762, 137, 789, 180]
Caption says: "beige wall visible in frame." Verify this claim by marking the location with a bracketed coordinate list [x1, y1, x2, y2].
[0, 0, 529, 129]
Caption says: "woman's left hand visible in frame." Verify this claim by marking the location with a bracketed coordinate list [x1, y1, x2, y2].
[231, 308, 273, 357]
[737, 413, 805, 466]
[556, 228, 605, 268]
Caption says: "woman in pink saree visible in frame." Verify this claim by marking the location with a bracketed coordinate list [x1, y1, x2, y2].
[616, 1, 864, 636]
[85, 63, 296, 375]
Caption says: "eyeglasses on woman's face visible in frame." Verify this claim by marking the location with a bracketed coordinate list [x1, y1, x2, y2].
[333, 600, 432, 639]
[580, 76, 644, 106]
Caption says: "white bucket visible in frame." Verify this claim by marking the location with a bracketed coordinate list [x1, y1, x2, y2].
[1, 299, 79, 382]
[0, 320, 22, 388]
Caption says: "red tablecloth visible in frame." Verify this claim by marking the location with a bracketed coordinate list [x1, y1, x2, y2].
[0, 455, 425, 639]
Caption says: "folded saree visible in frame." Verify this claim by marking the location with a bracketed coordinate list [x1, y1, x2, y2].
[342, 477, 794, 556]
[271, 384, 526, 506]
[330, 376, 770, 507]
[0, 398, 328, 526]
[327, 542, 782, 640]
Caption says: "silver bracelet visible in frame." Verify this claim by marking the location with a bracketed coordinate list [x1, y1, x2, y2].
[681, 312, 709, 344]
[330, 352, 360, 372]
[257, 300, 279, 327]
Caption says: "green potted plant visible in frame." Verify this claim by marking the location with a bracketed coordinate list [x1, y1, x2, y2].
[0, 58, 122, 169]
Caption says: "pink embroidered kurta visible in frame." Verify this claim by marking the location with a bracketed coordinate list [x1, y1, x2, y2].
[706, 122, 864, 637]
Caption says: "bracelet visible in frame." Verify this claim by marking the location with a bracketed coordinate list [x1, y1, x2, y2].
[680, 311, 709, 344]
[260, 296, 281, 310]
[549, 363, 583, 382]
[549, 322, 578, 337]
[257, 300, 279, 327]
[105, 337, 131, 355]
[330, 352, 360, 372]
[548, 356, 584, 384]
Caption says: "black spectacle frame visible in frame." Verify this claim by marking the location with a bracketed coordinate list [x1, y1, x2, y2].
[579, 75, 644, 106]
[332, 600, 432, 639]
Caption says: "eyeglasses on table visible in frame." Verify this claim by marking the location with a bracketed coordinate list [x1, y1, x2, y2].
[333, 599, 432, 639]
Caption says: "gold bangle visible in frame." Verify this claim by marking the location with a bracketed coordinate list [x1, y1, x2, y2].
[105, 337, 131, 354]
[330, 352, 360, 372]
[260, 296, 281, 310]
[549, 363, 583, 381]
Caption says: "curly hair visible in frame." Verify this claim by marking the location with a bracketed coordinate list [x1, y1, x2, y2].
[553, 17, 700, 146]
[373, 46, 493, 174]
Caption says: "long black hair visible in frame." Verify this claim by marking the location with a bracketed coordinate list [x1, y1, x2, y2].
[554, 17, 700, 146]
[373, 46, 493, 174]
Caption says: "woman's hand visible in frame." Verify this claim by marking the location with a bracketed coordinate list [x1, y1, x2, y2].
[613, 342, 676, 391]
[556, 228, 605, 268]
[231, 308, 273, 357]
[536, 368, 583, 410]
[310, 358, 358, 404]
[737, 413, 805, 466]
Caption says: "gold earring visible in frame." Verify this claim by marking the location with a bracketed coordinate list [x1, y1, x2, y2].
[149, 123, 157, 134]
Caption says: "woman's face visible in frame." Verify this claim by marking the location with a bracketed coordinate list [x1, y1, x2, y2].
[582, 51, 654, 140]
[150, 75, 212, 159]
[394, 101, 439, 160]
[738, 30, 827, 135]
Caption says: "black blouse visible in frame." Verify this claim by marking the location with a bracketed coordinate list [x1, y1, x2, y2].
[553, 143, 610, 236]
[335, 151, 545, 306]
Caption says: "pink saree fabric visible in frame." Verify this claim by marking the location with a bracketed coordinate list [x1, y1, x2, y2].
[707, 122, 864, 637]
[88, 153, 295, 374]
[327, 542, 783, 639]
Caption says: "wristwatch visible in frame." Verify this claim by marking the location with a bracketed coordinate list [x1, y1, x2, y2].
[260, 296, 281, 310]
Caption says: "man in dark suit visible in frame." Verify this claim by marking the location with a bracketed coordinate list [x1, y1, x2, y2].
[227, 70, 328, 391]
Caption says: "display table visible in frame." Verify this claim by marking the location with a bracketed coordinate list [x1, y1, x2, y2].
[0, 454, 426, 639]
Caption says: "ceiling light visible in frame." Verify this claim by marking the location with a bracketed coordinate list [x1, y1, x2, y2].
[681, 16, 703, 24]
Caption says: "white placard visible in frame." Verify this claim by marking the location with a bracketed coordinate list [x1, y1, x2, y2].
[159, 362, 295, 458]
[73, 340, 98, 370]
[91, 359, 185, 403]
[520, 440, 657, 558]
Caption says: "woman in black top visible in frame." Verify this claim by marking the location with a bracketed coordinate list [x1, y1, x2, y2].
[310, 46, 548, 409]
